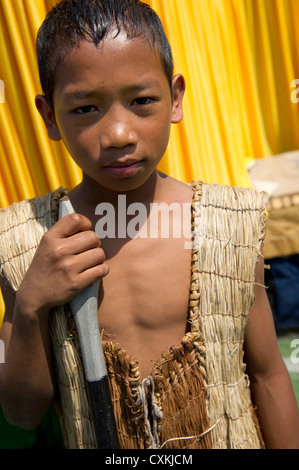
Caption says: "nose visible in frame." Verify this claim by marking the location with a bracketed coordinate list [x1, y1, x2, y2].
[100, 106, 138, 149]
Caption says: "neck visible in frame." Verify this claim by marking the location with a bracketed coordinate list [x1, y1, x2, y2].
[68, 170, 168, 216]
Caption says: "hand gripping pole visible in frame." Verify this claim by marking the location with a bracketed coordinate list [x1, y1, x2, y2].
[59, 197, 119, 449]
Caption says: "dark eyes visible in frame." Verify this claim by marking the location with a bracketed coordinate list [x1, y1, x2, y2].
[132, 97, 156, 106]
[71, 97, 156, 115]
[73, 105, 98, 114]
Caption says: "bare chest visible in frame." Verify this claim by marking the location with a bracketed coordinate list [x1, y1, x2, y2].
[97, 236, 192, 378]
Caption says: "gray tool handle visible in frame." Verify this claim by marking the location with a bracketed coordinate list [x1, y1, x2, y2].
[59, 197, 106, 382]
[59, 197, 120, 448]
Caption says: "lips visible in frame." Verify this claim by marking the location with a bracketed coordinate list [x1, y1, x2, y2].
[105, 159, 140, 168]
[103, 159, 143, 177]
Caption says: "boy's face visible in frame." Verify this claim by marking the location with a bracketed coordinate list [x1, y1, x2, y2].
[36, 33, 185, 193]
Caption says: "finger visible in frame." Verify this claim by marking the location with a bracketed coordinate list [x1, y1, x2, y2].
[53, 213, 93, 238]
[64, 230, 101, 255]
[77, 262, 110, 288]
[73, 247, 107, 273]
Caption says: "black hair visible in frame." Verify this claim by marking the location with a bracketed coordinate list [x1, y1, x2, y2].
[36, 0, 174, 108]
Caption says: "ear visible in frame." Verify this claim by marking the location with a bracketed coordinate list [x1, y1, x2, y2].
[35, 95, 61, 141]
[171, 74, 185, 124]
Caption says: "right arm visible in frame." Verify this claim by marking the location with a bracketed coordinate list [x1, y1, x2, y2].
[0, 278, 55, 429]
[0, 213, 108, 429]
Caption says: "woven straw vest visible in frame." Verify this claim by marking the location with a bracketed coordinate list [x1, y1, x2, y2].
[0, 182, 267, 449]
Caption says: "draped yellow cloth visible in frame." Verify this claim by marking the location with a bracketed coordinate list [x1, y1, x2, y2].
[1, 0, 299, 325]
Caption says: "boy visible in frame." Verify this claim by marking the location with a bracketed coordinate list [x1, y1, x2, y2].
[0, 0, 298, 449]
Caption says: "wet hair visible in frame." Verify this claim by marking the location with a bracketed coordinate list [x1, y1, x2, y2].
[36, 0, 174, 108]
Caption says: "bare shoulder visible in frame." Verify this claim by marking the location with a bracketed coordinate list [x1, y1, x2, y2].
[157, 173, 193, 203]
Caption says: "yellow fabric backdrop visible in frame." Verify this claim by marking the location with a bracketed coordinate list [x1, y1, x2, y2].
[1, 0, 299, 325]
